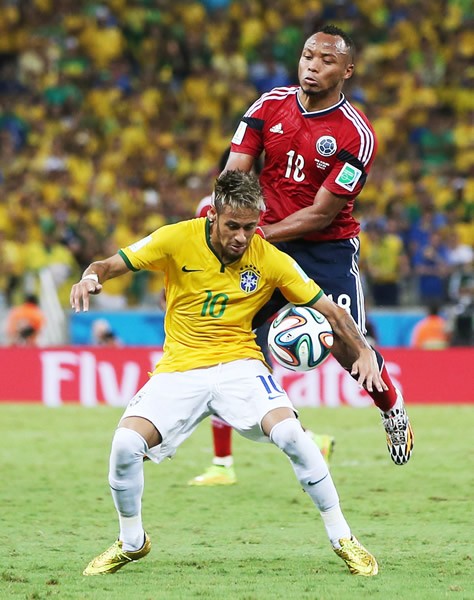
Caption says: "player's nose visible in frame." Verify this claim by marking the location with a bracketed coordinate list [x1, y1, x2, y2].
[235, 229, 247, 243]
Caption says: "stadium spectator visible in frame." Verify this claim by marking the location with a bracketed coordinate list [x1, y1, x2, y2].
[360, 221, 409, 307]
[410, 304, 450, 350]
[448, 258, 474, 346]
[5, 293, 45, 346]
[72, 170, 382, 577]
[91, 318, 121, 347]
[25, 224, 80, 306]
[412, 230, 452, 307]
[0, 228, 23, 307]
[191, 24, 414, 486]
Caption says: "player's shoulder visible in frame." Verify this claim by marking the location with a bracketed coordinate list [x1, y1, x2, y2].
[250, 235, 290, 264]
[338, 96, 375, 132]
[263, 85, 299, 97]
[247, 85, 299, 114]
[154, 217, 204, 241]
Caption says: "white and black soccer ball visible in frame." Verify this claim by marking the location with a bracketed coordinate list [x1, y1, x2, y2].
[267, 306, 334, 372]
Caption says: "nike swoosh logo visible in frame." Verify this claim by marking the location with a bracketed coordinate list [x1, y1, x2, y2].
[268, 394, 285, 400]
[307, 474, 328, 486]
[182, 266, 203, 272]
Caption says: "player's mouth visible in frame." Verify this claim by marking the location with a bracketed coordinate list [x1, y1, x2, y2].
[229, 242, 246, 254]
[302, 76, 320, 87]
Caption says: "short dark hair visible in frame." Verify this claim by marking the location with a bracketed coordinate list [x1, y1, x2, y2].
[25, 293, 39, 305]
[214, 170, 266, 214]
[313, 24, 355, 62]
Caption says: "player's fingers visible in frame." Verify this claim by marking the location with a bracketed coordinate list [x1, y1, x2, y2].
[81, 285, 91, 312]
[70, 284, 82, 313]
[361, 372, 373, 392]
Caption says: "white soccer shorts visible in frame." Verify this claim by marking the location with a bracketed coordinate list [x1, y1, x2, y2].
[120, 359, 295, 463]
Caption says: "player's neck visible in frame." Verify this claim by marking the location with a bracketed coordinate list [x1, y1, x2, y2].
[298, 88, 343, 112]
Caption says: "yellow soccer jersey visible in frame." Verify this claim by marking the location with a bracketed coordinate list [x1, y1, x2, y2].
[119, 218, 322, 373]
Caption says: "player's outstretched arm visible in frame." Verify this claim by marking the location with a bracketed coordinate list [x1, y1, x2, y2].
[311, 294, 388, 393]
[70, 255, 129, 313]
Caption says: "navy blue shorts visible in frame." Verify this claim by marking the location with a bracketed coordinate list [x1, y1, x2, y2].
[252, 238, 367, 333]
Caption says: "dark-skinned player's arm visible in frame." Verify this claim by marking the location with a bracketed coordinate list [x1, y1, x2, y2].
[222, 151, 346, 243]
[311, 294, 387, 394]
[70, 254, 129, 313]
[221, 151, 255, 174]
[262, 186, 346, 243]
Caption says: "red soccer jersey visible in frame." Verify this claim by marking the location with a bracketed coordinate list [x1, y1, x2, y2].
[231, 86, 377, 242]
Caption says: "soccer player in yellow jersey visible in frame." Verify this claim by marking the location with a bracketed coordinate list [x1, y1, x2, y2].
[71, 171, 383, 577]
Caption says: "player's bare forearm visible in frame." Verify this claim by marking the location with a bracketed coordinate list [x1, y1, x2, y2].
[262, 188, 347, 243]
[331, 313, 386, 392]
[312, 295, 387, 392]
[262, 208, 332, 242]
[82, 257, 128, 283]
[70, 255, 129, 313]
[329, 309, 370, 354]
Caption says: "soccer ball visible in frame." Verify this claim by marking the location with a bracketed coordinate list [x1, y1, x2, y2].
[267, 306, 334, 372]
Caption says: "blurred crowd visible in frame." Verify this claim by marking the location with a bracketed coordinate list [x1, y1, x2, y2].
[0, 0, 473, 336]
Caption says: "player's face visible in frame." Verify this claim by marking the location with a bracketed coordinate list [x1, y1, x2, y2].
[298, 33, 353, 101]
[210, 206, 260, 263]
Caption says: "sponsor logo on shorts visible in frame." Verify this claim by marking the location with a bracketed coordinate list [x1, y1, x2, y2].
[128, 390, 144, 407]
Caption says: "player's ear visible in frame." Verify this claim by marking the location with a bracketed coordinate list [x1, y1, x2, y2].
[344, 63, 354, 80]
[207, 206, 217, 223]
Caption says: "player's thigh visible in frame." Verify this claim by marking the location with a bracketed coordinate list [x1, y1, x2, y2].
[121, 370, 211, 463]
[211, 359, 296, 443]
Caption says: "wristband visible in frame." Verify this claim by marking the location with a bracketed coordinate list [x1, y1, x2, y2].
[81, 273, 99, 284]
[255, 226, 266, 239]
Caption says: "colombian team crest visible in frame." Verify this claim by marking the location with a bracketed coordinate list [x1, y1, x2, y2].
[239, 265, 261, 293]
[316, 135, 337, 157]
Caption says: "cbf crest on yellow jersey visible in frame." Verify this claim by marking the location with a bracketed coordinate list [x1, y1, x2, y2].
[119, 218, 323, 373]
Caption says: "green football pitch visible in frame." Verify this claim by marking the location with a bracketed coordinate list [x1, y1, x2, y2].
[1, 404, 472, 600]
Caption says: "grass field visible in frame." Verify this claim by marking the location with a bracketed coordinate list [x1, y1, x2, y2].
[1, 404, 473, 600]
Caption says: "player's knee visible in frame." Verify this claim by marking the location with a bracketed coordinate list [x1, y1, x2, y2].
[269, 418, 305, 461]
[109, 427, 147, 478]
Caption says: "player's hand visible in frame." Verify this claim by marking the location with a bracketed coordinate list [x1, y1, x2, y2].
[70, 279, 103, 313]
[350, 348, 388, 393]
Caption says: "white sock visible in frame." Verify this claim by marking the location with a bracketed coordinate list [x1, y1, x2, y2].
[212, 456, 233, 468]
[108, 427, 147, 551]
[319, 505, 351, 548]
[270, 418, 350, 545]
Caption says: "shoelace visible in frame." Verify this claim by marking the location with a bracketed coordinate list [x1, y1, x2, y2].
[343, 541, 371, 564]
[384, 412, 408, 444]
[94, 541, 131, 564]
